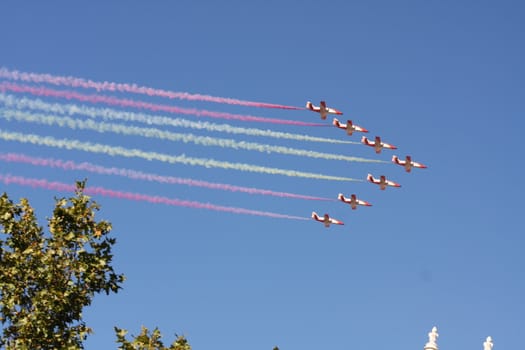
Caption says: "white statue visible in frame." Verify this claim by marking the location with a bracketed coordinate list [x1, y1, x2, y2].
[483, 336, 493, 350]
[425, 326, 439, 349]
[428, 326, 439, 345]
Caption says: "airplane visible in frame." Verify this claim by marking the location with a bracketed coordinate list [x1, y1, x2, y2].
[392, 155, 427, 172]
[306, 101, 343, 120]
[333, 118, 369, 136]
[338, 193, 372, 210]
[311, 211, 344, 228]
[367, 173, 401, 190]
[361, 136, 397, 154]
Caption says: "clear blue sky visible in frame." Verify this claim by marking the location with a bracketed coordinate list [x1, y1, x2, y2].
[1, 1, 524, 349]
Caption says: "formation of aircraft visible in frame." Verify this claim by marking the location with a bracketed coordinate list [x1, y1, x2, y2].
[361, 136, 397, 154]
[333, 118, 368, 136]
[307, 100, 426, 228]
[392, 155, 427, 172]
[306, 101, 343, 120]
[311, 211, 344, 228]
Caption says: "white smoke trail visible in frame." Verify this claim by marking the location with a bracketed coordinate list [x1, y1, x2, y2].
[0, 67, 304, 110]
[0, 82, 321, 126]
[0, 152, 334, 201]
[0, 93, 357, 145]
[0, 109, 385, 164]
[0, 129, 362, 182]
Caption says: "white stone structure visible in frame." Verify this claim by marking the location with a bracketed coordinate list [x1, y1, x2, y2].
[421, 326, 493, 350]
[424, 326, 439, 350]
[483, 336, 493, 350]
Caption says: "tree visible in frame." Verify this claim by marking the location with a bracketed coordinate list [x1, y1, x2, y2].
[0, 181, 125, 349]
[115, 326, 191, 350]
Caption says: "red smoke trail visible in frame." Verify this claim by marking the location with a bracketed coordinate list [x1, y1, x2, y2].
[0, 153, 333, 202]
[0, 82, 322, 126]
[0, 173, 310, 221]
[0, 67, 304, 110]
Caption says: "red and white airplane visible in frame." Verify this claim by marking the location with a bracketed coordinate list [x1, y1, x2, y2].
[311, 211, 344, 228]
[392, 155, 427, 172]
[367, 173, 401, 190]
[333, 118, 369, 136]
[361, 136, 397, 154]
[338, 193, 372, 210]
[306, 101, 343, 120]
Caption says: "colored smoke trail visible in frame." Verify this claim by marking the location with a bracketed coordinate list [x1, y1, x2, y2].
[0, 109, 384, 164]
[0, 93, 356, 145]
[0, 82, 322, 126]
[0, 153, 333, 201]
[0, 173, 310, 221]
[0, 130, 362, 182]
[0, 67, 303, 110]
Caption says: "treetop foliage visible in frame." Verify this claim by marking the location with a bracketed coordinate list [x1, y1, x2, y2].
[0, 180, 125, 349]
[115, 326, 191, 350]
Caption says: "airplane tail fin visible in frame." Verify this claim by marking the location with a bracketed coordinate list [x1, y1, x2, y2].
[333, 118, 340, 127]
[306, 101, 313, 110]
[392, 155, 399, 164]
[337, 193, 344, 201]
